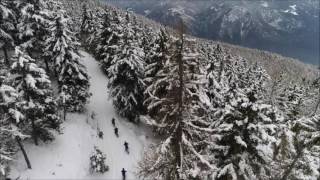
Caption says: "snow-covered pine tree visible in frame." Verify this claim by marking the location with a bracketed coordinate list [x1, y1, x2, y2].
[206, 51, 282, 179]
[276, 84, 305, 120]
[144, 28, 172, 117]
[45, 11, 90, 112]
[17, 0, 51, 55]
[85, 9, 104, 54]
[278, 115, 320, 180]
[80, 4, 95, 39]
[95, 12, 114, 61]
[89, 146, 109, 174]
[140, 25, 155, 62]
[0, 0, 16, 66]
[106, 13, 145, 122]
[97, 11, 125, 73]
[10, 46, 60, 145]
[272, 82, 320, 180]
[0, 77, 18, 177]
[0, 76, 32, 174]
[139, 25, 215, 179]
[206, 44, 229, 108]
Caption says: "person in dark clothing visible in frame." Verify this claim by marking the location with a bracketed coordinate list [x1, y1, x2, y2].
[121, 168, 127, 180]
[114, 127, 119, 137]
[98, 130, 104, 139]
[124, 141, 129, 154]
[111, 118, 115, 126]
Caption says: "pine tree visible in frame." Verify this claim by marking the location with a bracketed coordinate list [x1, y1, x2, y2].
[0, 0, 16, 66]
[106, 14, 145, 122]
[95, 13, 113, 61]
[80, 4, 94, 38]
[144, 28, 171, 117]
[206, 51, 282, 179]
[139, 27, 215, 179]
[85, 7, 105, 53]
[10, 46, 60, 145]
[0, 76, 32, 174]
[17, 0, 51, 55]
[272, 82, 320, 180]
[45, 12, 90, 112]
[97, 11, 124, 73]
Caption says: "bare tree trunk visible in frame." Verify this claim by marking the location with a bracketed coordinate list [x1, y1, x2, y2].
[44, 58, 50, 74]
[31, 117, 38, 146]
[26, 93, 38, 146]
[2, 46, 9, 66]
[15, 136, 32, 169]
[64, 106, 67, 121]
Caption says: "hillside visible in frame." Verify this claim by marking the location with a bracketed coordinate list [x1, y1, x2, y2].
[109, 0, 320, 64]
[62, 0, 319, 83]
[1, 0, 319, 180]
[8, 52, 153, 179]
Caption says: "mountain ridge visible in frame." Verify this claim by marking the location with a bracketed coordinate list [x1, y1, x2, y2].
[107, 0, 320, 65]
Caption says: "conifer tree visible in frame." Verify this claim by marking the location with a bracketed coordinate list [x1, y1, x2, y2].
[80, 4, 94, 38]
[0, 0, 16, 66]
[139, 26, 215, 179]
[17, 0, 50, 55]
[98, 11, 125, 73]
[144, 28, 171, 117]
[45, 12, 90, 112]
[86, 8, 106, 53]
[95, 13, 113, 61]
[272, 83, 320, 180]
[278, 115, 320, 180]
[11, 46, 60, 145]
[0, 76, 31, 174]
[206, 49, 283, 179]
[106, 14, 145, 122]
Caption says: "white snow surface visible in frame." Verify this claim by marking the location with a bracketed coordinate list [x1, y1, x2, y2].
[9, 51, 153, 179]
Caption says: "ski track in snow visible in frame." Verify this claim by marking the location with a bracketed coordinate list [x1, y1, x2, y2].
[9, 51, 152, 180]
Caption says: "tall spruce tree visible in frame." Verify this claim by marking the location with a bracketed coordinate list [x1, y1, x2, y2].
[11, 46, 60, 145]
[0, 0, 16, 66]
[106, 14, 145, 122]
[139, 26, 215, 179]
[206, 46, 283, 179]
[144, 28, 171, 118]
[272, 82, 320, 180]
[80, 4, 94, 38]
[0, 75, 32, 174]
[17, 0, 50, 55]
[45, 11, 90, 112]
[85, 7, 106, 53]
[98, 11, 125, 73]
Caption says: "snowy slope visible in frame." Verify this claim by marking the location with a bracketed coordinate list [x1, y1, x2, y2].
[8, 52, 152, 179]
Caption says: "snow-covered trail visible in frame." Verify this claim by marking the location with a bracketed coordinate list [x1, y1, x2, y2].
[82, 51, 149, 179]
[9, 52, 151, 179]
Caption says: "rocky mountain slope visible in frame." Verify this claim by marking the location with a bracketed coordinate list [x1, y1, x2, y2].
[108, 0, 320, 64]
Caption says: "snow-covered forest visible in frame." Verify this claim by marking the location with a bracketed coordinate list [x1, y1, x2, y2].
[0, 0, 319, 179]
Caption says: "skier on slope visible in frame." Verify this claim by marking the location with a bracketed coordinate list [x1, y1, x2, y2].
[111, 118, 115, 126]
[114, 127, 119, 137]
[124, 141, 129, 154]
[121, 168, 127, 180]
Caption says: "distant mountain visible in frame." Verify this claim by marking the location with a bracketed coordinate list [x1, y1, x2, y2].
[106, 0, 320, 65]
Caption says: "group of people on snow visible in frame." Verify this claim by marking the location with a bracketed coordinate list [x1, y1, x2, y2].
[112, 117, 129, 180]
[91, 112, 130, 179]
